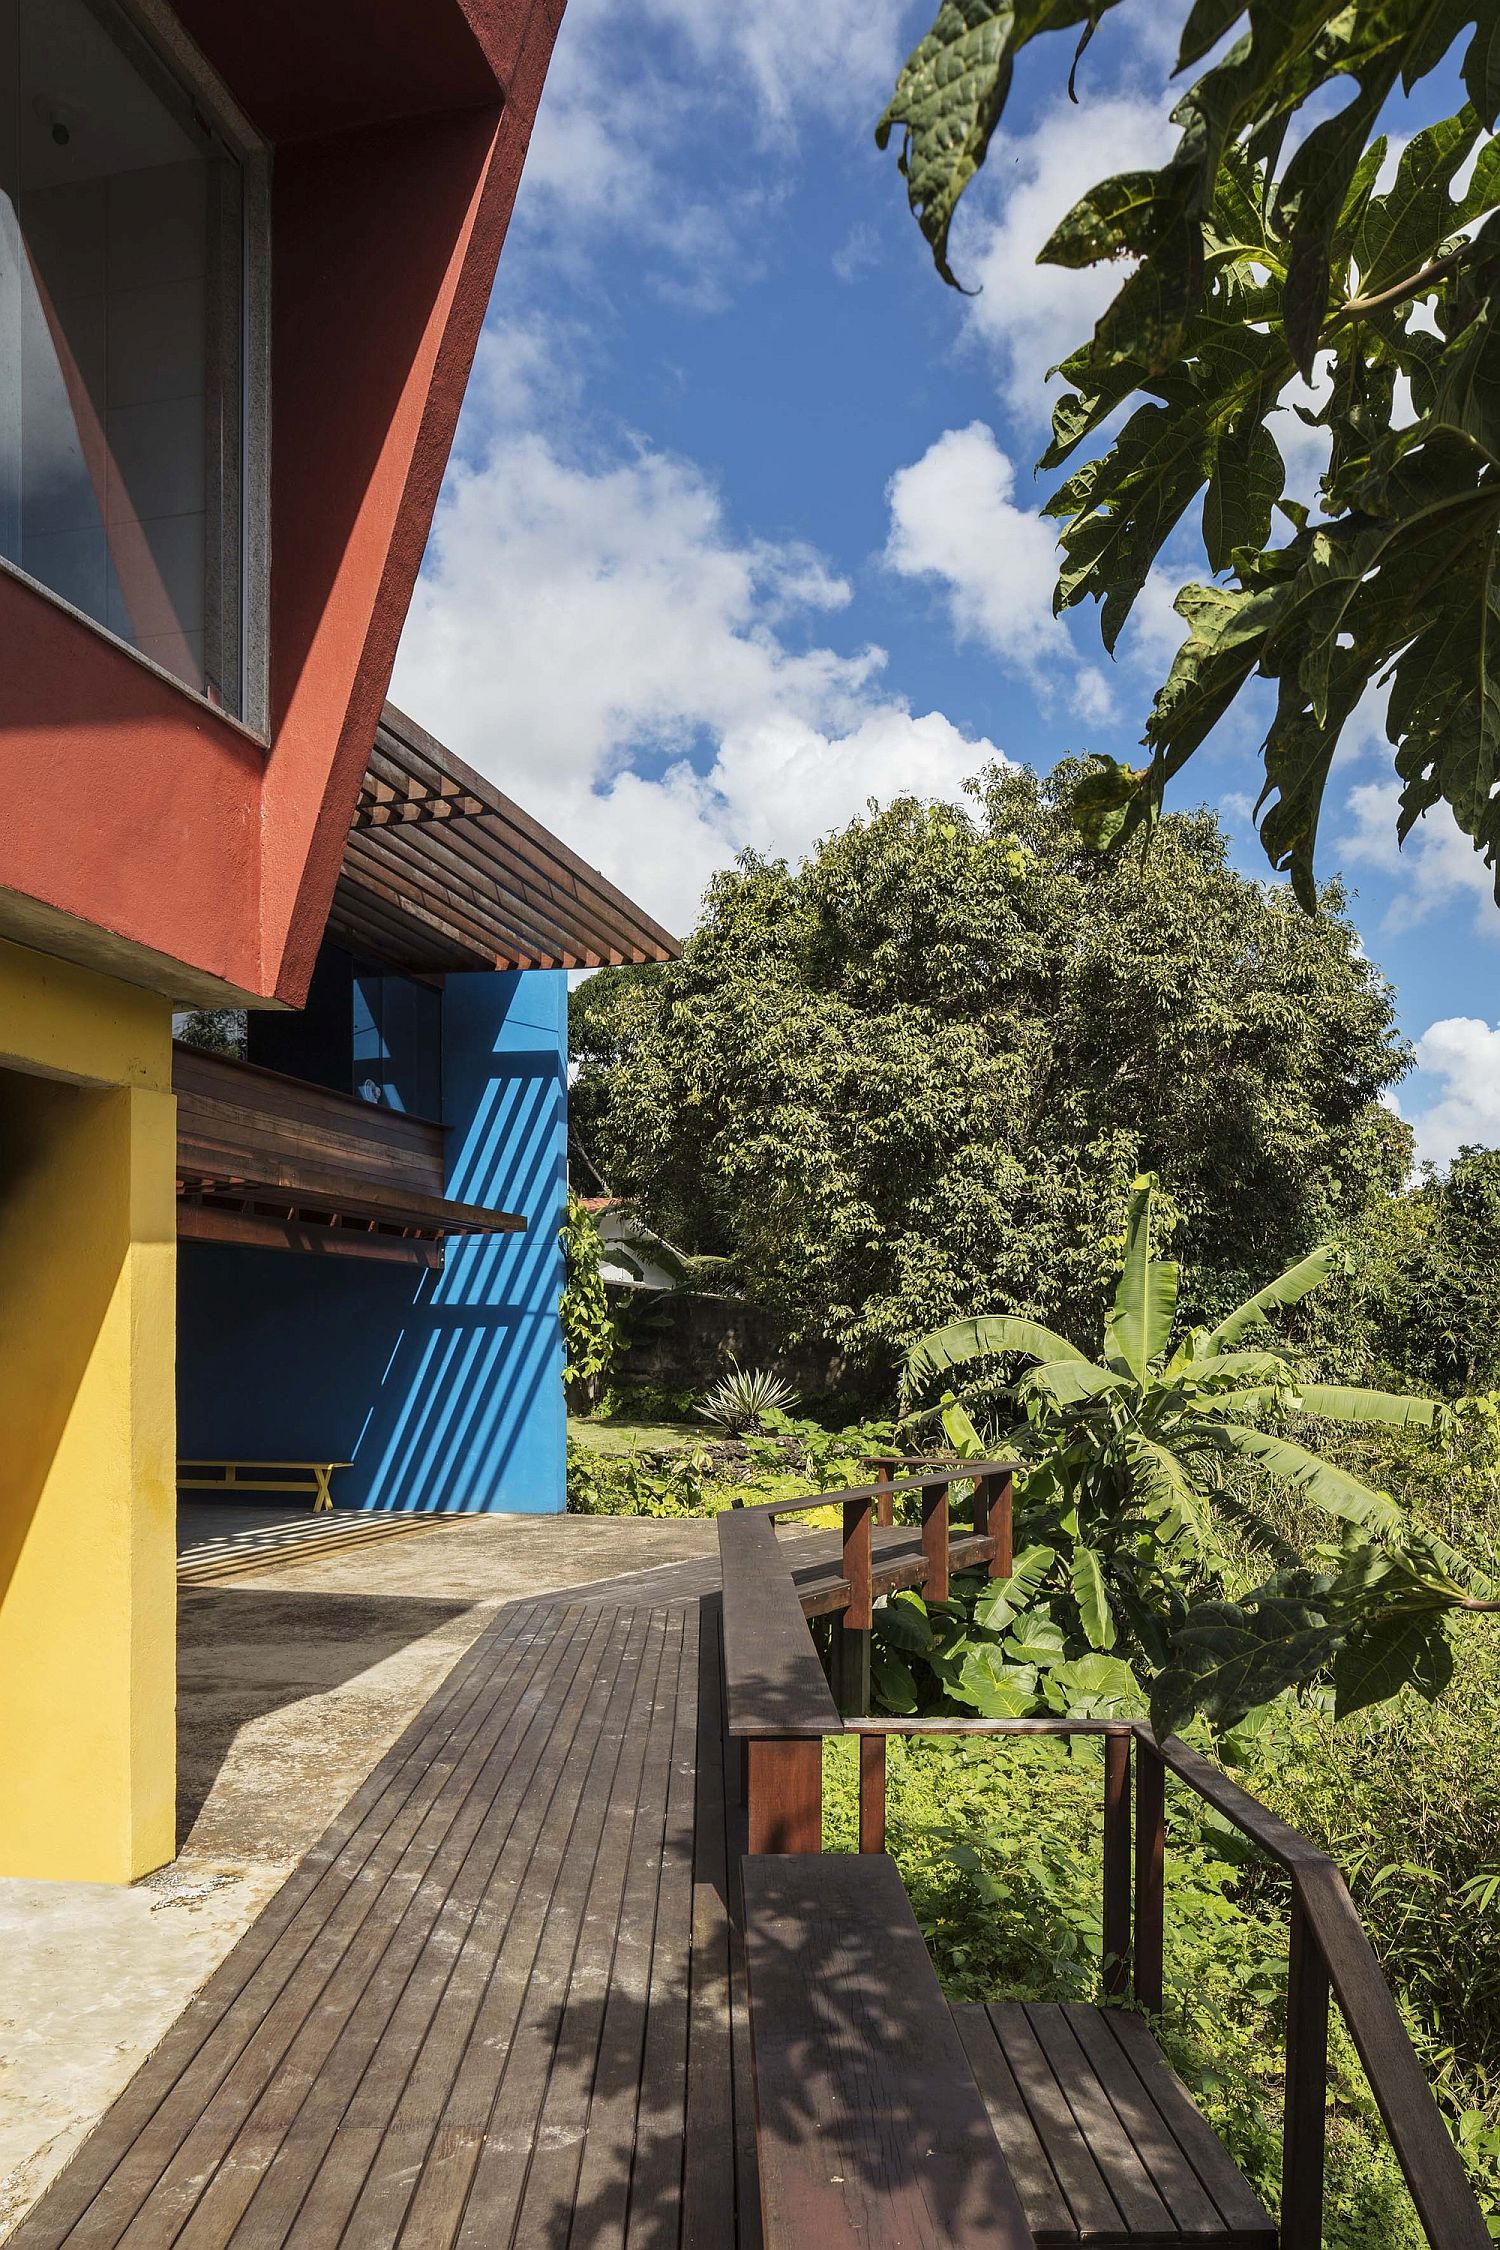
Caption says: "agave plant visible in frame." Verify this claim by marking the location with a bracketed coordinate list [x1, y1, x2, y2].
[696, 1362, 798, 1435]
[902, 1177, 1496, 1739]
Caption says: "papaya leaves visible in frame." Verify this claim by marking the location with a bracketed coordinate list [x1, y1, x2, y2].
[875, 1, 1126, 290]
[879, 2, 1500, 904]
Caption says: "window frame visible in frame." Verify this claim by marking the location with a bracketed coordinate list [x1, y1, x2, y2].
[0, 0, 272, 737]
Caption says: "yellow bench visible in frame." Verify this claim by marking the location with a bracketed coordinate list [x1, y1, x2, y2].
[177, 1460, 351, 1513]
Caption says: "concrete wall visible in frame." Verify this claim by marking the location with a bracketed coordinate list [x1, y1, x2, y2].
[178, 968, 567, 1513]
[0, 936, 176, 1882]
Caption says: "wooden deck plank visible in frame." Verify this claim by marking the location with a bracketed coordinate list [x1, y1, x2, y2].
[511, 1605, 686, 2242]
[962, 2006, 1274, 2248]
[1100, 2016, 1274, 2243]
[268, 1604, 648, 2248]
[123, 1605, 617, 2250]
[1025, 2006, 1177, 2239]
[954, 2007, 1075, 2240]
[681, 1597, 739, 2250]
[566, 1606, 695, 2245]
[407, 1606, 662, 2246]
[125, 1602, 611, 2250]
[20, 1605, 559, 2250]
[986, 2003, 1125, 2240]
[623, 1596, 702, 2250]
[1057, 2009, 1224, 2240]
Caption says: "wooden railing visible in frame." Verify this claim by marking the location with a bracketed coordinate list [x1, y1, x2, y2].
[718, 1469, 1489, 2250]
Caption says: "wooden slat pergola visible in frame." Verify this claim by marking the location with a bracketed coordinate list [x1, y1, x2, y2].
[330, 704, 682, 975]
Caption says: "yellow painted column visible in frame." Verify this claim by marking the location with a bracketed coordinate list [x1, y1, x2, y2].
[0, 939, 176, 1881]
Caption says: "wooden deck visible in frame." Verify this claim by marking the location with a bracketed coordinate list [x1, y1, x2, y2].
[14, 1566, 761, 2249]
[17, 1500, 1477, 2249]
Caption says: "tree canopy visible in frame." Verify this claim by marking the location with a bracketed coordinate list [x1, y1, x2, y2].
[877, 2, 1500, 906]
[1362, 1144, 1500, 1395]
[570, 765, 1409, 1378]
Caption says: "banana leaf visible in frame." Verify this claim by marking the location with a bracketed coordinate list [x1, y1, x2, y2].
[1212, 1422, 1405, 1538]
[1291, 1384, 1441, 1429]
[1201, 1244, 1341, 1353]
[1105, 1175, 1178, 1378]
[906, 1315, 1089, 1390]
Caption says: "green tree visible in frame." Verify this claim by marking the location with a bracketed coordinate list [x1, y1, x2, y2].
[876, 2, 1500, 904]
[1364, 1145, 1500, 1395]
[572, 764, 1409, 1377]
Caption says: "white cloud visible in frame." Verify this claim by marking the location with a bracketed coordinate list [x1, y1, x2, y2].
[885, 421, 1114, 720]
[1405, 1019, 1500, 1167]
[955, 92, 1178, 423]
[591, 704, 1003, 925]
[632, 0, 911, 128]
[517, 0, 912, 285]
[1338, 777, 1498, 936]
[393, 421, 1003, 936]
[832, 222, 883, 285]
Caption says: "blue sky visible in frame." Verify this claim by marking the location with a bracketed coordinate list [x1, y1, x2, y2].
[391, 1, 1500, 1168]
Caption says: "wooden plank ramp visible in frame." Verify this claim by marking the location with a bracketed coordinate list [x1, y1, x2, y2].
[954, 2003, 1275, 2248]
[11, 1566, 762, 2250]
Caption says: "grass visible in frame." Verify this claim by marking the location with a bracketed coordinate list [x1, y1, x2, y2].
[565, 1414, 701, 1456]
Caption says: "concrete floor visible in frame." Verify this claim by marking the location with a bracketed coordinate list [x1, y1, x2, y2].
[0, 1514, 720, 2241]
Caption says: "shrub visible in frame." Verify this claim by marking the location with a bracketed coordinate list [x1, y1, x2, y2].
[696, 1363, 798, 1433]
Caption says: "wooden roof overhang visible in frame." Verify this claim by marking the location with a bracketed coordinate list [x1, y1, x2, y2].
[176, 1173, 522, 1270]
[174, 1043, 525, 1269]
[327, 704, 682, 975]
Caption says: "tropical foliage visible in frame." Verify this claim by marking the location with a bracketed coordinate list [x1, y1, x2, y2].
[896, 1176, 1497, 1738]
[559, 1190, 617, 1403]
[877, 2, 1500, 903]
[570, 768, 1409, 1374]
[695, 1362, 799, 1433]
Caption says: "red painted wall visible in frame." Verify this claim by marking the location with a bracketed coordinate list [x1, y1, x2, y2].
[0, 0, 565, 1006]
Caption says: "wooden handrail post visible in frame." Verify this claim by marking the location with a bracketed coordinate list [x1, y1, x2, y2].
[1281, 1891, 1330, 2250]
[858, 1733, 887, 1853]
[874, 1460, 894, 1528]
[834, 1493, 874, 1715]
[973, 1471, 1014, 1579]
[1133, 1734, 1166, 2015]
[921, 1478, 950, 1605]
[747, 1738, 823, 1854]
[843, 1493, 873, 1630]
[1102, 1731, 1132, 1999]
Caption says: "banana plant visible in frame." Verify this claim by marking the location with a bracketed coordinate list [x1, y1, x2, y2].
[900, 1177, 1497, 1738]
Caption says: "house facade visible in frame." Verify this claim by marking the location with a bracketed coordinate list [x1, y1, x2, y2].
[0, 0, 567, 1884]
[175, 706, 677, 1514]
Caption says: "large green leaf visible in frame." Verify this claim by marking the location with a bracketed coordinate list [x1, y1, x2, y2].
[875, 1, 1124, 288]
[954, 1643, 1040, 1717]
[906, 1314, 1090, 1390]
[1334, 1611, 1454, 1719]
[974, 1543, 1056, 1628]
[1070, 1545, 1117, 1649]
[873, 1590, 936, 1656]
[1151, 1592, 1342, 1737]
[1292, 1384, 1441, 1430]
[1020, 1359, 1128, 1406]
[1201, 1243, 1341, 1352]
[1105, 1176, 1178, 1377]
[1212, 1423, 1405, 1539]
[878, 1, 1500, 897]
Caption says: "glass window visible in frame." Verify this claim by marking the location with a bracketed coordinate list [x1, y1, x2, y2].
[0, 0, 254, 713]
[352, 970, 442, 1121]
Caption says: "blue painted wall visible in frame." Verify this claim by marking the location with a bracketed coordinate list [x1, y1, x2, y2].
[177, 969, 568, 1513]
